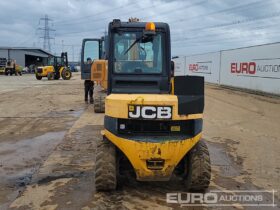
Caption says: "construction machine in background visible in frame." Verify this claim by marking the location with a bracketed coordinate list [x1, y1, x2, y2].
[81, 36, 108, 112]
[82, 19, 211, 191]
[0, 58, 6, 75]
[35, 52, 72, 80]
[4, 59, 22, 76]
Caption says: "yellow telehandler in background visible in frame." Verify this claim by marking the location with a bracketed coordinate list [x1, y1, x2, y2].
[35, 52, 71, 80]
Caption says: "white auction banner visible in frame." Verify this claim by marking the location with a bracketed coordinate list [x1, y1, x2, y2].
[185, 52, 220, 84]
[173, 56, 186, 76]
[220, 43, 280, 94]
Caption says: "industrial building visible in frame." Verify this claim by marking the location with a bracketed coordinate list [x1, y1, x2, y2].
[0, 47, 54, 68]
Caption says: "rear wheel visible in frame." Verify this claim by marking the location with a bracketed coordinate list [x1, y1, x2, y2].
[95, 137, 117, 191]
[36, 74, 42, 80]
[94, 94, 105, 113]
[61, 68, 72, 80]
[185, 140, 211, 191]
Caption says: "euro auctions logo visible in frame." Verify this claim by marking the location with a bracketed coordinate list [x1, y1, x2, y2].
[230, 59, 280, 79]
[166, 190, 277, 207]
[231, 62, 256, 75]
[189, 62, 212, 74]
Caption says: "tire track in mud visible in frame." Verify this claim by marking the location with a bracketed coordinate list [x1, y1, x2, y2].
[90, 138, 279, 210]
[9, 107, 103, 210]
[8, 105, 203, 210]
[8, 106, 279, 210]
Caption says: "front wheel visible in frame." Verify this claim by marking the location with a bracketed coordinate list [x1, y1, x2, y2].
[95, 137, 117, 191]
[184, 140, 211, 191]
[61, 68, 72, 80]
[36, 74, 42, 80]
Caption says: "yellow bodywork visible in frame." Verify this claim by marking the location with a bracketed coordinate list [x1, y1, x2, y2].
[105, 94, 202, 120]
[104, 94, 203, 181]
[36, 66, 65, 77]
[105, 129, 201, 181]
[0, 67, 5, 74]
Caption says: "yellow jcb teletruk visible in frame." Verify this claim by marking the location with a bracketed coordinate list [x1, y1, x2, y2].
[82, 19, 211, 191]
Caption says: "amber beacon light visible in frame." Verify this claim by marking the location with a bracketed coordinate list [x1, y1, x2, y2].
[145, 22, 156, 31]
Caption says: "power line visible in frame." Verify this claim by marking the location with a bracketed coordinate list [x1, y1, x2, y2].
[37, 14, 55, 52]
[53, 0, 210, 37]
[171, 17, 280, 43]
[54, 1, 138, 25]
[141, 0, 209, 21]
[53, 0, 268, 38]
[172, 23, 280, 49]
[54, 0, 208, 30]
[169, 0, 272, 25]
[172, 10, 280, 42]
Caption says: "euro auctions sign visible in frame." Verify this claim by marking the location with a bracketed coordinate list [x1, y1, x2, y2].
[166, 190, 277, 207]
[189, 61, 212, 74]
[230, 59, 280, 79]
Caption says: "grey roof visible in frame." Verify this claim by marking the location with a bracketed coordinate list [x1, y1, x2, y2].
[0, 47, 54, 56]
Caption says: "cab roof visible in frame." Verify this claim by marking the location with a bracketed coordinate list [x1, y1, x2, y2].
[109, 19, 170, 31]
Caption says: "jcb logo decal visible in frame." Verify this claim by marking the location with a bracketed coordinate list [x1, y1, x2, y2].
[128, 105, 172, 119]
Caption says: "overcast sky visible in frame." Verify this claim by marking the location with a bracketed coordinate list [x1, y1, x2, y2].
[1, 0, 280, 61]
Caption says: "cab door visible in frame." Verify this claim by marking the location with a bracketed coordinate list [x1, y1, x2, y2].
[81, 39, 102, 80]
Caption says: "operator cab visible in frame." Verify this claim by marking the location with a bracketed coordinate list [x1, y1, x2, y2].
[107, 19, 171, 94]
[48, 52, 68, 76]
[48, 52, 68, 69]
[81, 37, 105, 80]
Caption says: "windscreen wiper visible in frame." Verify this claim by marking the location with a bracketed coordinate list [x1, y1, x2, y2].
[124, 36, 143, 55]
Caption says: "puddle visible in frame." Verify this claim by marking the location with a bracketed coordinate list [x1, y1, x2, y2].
[207, 141, 240, 177]
[0, 131, 67, 209]
[68, 109, 84, 118]
[0, 131, 66, 185]
[45, 108, 84, 119]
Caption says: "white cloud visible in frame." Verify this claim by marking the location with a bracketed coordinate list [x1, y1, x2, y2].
[1, 0, 280, 60]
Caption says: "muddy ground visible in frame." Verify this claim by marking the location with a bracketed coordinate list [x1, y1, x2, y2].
[0, 73, 279, 210]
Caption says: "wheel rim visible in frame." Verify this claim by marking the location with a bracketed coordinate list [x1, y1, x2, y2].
[65, 71, 70, 78]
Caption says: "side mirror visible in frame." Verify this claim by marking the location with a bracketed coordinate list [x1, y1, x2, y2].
[171, 60, 175, 77]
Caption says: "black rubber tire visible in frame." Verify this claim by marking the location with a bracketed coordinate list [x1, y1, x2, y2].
[47, 72, 54, 80]
[36, 74, 42, 80]
[54, 73, 60, 80]
[61, 68, 72, 80]
[94, 94, 105, 113]
[185, 140, 211, 191]
[95, 137, 117, 191]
